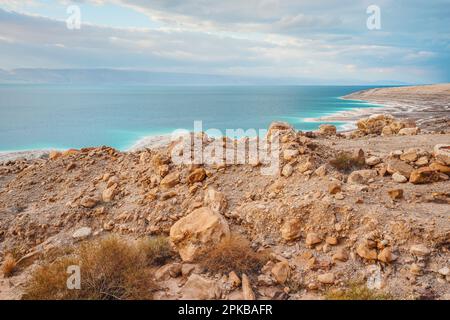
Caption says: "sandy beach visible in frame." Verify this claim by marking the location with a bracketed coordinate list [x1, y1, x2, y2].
[312, 84, 450, 132]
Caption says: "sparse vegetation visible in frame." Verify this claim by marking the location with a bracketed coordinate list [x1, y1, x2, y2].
[1, 254, 17, 278]
[198, 235, 270, 275]
[138, 235, 174, 266]
[325, 282, 392, 300]
[329, 151, 364, 172]
[23, 236, 158, 300]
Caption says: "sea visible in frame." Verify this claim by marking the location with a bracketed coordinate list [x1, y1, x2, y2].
[0, 84, 383, 152]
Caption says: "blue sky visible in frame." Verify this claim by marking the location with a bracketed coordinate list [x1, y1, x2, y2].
[0, 0, 449, 84]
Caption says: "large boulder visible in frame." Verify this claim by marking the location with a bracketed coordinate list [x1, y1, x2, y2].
[356, 114, 395, 135]
[169, 207, 230, 262]
[266, 121, 294, 140]
[347, 169, 378, 184]
[280, 218, 301, 241]
[160, 171, 180, 190]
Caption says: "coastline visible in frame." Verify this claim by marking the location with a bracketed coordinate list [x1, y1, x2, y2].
[2, 84, 448, 162]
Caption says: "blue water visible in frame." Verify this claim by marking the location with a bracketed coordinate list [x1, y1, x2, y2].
[0, 85, 382, 151]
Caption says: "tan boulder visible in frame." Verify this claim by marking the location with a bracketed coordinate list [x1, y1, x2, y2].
[102, 183, 118, 202]
[271, 261, 290, 285]
[203, 188, 228, 214]
[281, 163, 294, 177]
[80, 197, 98, 208]
[398, 127, 420, 135]
[187, 168, 207, 184]
[283, 149, 299, 161]
[181, 274, 221, 300]
[410, 244, 431, 257]
[267, 121, 294, 140]
[386, 159, 414, 178]
[305, 232, 322, 246]
[169, 207, 230, 262]
[328, 182, 342, 194]
[356, 114, 394, 135]
[429, 162, 450, 175]
[160, 171, 180, 189]
[228, 271, 241, 288]
[356, 243, 377, 260]
[348, 169, 377, 185]
[332, 248, 348, 262]
[317, 272, 335, 284]
[409, 167, 440, 184]
[280, 218, 302, 241]
[378, 247, 395, 263]
[388, 189, 403, 200]
[392, 172, 407, 183]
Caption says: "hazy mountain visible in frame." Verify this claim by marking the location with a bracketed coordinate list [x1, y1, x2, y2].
[0, 68, 412, 86]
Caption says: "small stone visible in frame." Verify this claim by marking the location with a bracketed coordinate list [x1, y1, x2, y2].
[377, 247, 395, 263]
[72, 227, 92, 239]
[80, 197, 98, 208]
[328, 182, 341, 194]
[228, 271, 241, 288]
[438, 267, 449, 276]
[410, 263, 422, 275]
[356, 243, 377, 260]
[242, 274, 255, 300]
[366, 156, 381, 166]
[271, 261, 290, 285]
[392, 172, 407, 183]
[410, 244, 431, 257]
[388, 189, 403, 200]
[160, 172, 180, 190]
[187, 168, 207, 184]
[318, 124, 337, 136]
[281, 164, 294, 177]
[317, 273, 335, 284]
[280, 218, 302, 241]
[325, 236, 338, 245]
[332, 248, 348, 262]
[305, 232, 322, 246]
[102, 183, 117, 202]
[103, 220, 115, 231]
[410, 167, 440, 184]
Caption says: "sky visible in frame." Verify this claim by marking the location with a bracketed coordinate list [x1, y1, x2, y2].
[0, 0, 449, 84]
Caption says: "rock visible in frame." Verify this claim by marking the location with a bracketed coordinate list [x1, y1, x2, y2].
[305, 232, 322, 246]
[392, 172, 407, 183]
[187, 168, 207, 184]
[378, 247, 395, 263]
[102, 183, 117, 202]
[409, 167, 440, 184]
[161, 191, 177, 200]
[169, 207, 230, 262]
[434, 144, 450, 165]
[356, 114, 394, 135]
[332, 248, 348, 262]
[267, 122, 294, 140]
[328, 182, 342, 194]
[241, 274, 255, 300]
[181, 264, 197, 277]
[66, 162, 76, 171]
[280, 218, 302, 241]
[400, 149, 419, 162]
[388, 189, 403, 200]
[281, 164, 294, 177]
[325, 236, 338, 245]
[410, 263, 422, 275]
[155, 263, 182, 281]
[356, 243, 377, 260]
[72, 227, 92, 239]
[410, 244, 431, 257]
[228, 271, 241, 288]
[160, 172, 180, 190]
[314, 165, 328, 177]
[317, 273, 335, 284]
[386, 159, 414, 178]
[398, 127, 420, 135]
[298, 159, 314, 173]
[103, 220, 115, 231]
[415, 156, 429, 166]
[438, 267, 449, 276]
[429, 162, 450, 175]
[283, 149, 299, 161]
[271, 261, 290, 285]
[318, 124, 337, 136]
[181, 274, 221, 300]
[347, 169, 377, 185]
[366, 156, 381, 166]
[203, 188, 228, 214]
[80, 197, 98, 208]
[49, 151, 62, 160]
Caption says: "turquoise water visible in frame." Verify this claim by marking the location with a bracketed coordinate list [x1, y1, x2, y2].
[0, 85, 382, 151]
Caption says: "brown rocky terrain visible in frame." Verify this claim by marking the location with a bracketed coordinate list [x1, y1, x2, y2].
[0, 114, 449, 300]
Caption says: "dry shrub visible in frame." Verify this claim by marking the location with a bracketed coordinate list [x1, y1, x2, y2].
[199, 235, 269, 275]
[138, 235, 174, 266]
[329, 151, 364, 172]
[1, 254, 17, 278]
[325, 282, 392, 300]
[24, 235, 158, 300]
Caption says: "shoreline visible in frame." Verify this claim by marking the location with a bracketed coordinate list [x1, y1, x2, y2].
[2, 84, 448, 162]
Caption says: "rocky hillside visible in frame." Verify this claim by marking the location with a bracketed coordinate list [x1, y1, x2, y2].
[0, 114, 449, 300]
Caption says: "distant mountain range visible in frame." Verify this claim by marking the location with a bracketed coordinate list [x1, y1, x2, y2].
[0, 68, 411, 86]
